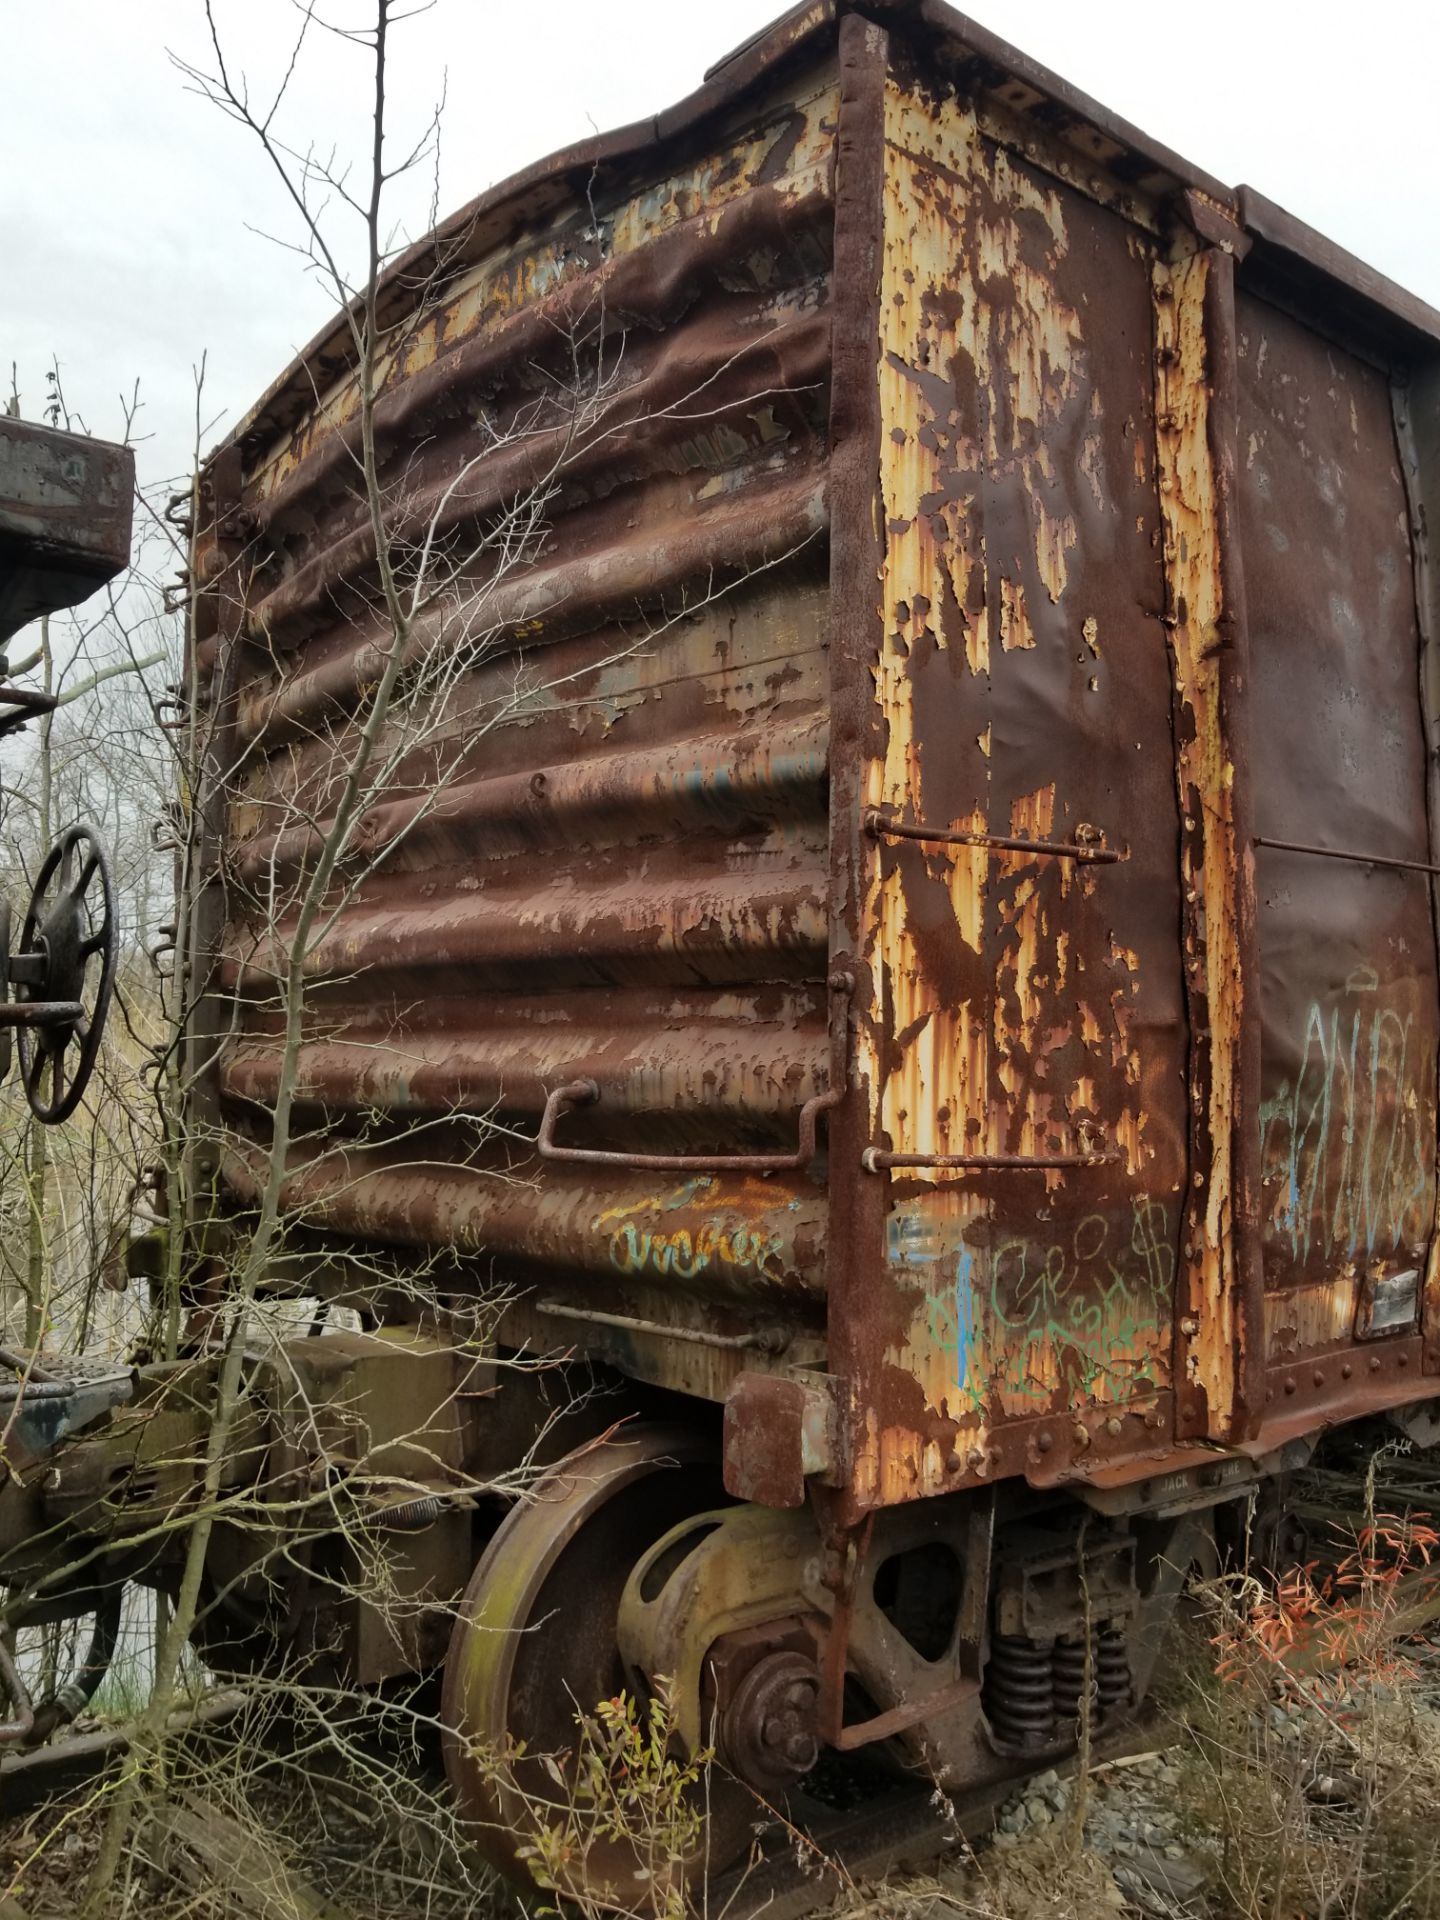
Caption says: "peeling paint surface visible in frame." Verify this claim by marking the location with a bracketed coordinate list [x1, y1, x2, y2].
[197, 66, 843, 1405]
[244, 72, 841, 512]
[1152, 242, 1249, 1441]
[850, 65, 1188, 1507]
[192, 7, 1440, 1519]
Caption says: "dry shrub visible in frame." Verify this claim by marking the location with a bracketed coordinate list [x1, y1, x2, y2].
[835, 1824, 1122, 1920]
[961, 1830, 1122, 1920]
[1174, 1481, 1440, 1919]
[514, 1683, 711, 1920]
[3, 1682, 501, 1920]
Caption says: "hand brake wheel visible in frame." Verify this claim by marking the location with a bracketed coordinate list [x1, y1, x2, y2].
[10, 823, 118, 1124]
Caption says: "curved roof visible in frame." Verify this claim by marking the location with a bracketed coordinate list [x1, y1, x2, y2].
[220, 0, 1440, 467]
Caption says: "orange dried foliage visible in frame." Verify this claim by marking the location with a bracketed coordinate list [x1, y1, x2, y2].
[1213, 1511, 1440, 1702]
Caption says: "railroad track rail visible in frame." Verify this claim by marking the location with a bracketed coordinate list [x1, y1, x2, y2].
[0, 1688, 248, 1820]
[713, 1714, 1173, 1920]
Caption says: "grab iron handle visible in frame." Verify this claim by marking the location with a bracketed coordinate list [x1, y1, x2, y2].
[537, 1078, 841, 1174]
[862, 1146, 1118, 1173]
[537, 971, 851, 1175]
[865, 810, 1123, 864]
[1254, 834, 1440, 880]
[863, 1119, 1117, 1175]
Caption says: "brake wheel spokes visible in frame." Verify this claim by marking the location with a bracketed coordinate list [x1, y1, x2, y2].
[14, 823, 118, 1124]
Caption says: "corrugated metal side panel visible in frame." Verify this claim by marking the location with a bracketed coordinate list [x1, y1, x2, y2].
[203, 63, 842, 1384]
[846, 58, 1188, 1510]
[1242, 291, 1439, 1379]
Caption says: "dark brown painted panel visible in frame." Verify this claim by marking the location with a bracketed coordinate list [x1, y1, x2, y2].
[1240, 291, 1438, 1361]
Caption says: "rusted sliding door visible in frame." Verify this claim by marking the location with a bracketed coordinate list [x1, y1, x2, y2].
[835, 43, 1195, 1511]
[1399, 360, 1440, 1376]
[1240, 291, 1440, 1403]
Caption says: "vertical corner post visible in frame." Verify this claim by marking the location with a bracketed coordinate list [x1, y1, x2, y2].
[1153, 225, 1263, 1442]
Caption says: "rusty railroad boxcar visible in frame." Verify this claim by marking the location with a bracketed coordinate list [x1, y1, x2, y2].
[36, 0, 1440, 1899]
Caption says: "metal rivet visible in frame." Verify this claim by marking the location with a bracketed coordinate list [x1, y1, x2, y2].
[1312, 1370, 1324, 1388]
[1283, 1377, 1296, 1395]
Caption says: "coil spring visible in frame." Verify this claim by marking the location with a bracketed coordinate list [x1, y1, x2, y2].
[1096, 1620, 1134, 1718]
[1051, 1631, 1099, 1731]
[377, 1493, 445, 1531]
[984, 1633, 1054, 1750]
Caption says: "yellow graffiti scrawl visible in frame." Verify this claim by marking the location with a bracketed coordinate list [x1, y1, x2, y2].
[595, 1182, 788, 1285]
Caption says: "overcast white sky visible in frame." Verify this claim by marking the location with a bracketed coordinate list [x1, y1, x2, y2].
[5, 0, 1438, 502]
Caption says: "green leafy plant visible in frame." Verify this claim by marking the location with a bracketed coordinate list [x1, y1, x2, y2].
[515, 1679, 713, 1920]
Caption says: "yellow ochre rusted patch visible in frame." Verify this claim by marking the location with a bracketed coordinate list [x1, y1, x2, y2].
[244, 74, 841, 502]
[1153, 242, 1244, 1437]
[856, 75, 1172, 1505]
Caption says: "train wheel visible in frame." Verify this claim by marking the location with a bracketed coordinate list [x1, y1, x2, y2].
[440, 1425, 755, 1910]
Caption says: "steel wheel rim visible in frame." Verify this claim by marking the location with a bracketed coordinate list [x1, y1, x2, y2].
[441, 1424, 751, 1908]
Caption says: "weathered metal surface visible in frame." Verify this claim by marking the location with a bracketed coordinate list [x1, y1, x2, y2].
[723, 1369, 837, 1505]
[219, 1139, 826, 1299]
[1152, 232, 1261, 1446]
[1238, 184, 1440, 365]
[192, 0, 1440, 1521]
[0, 415, 134, 645]
[1393, 361, 1440, 1376]
[842, 51, 1189, 1510]
[196, 61, 841, 1412]
[1241, 290, 1439, 1418]
[441, 1427, 750, 1897]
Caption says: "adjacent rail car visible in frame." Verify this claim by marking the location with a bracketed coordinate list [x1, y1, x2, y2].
[79, 0, 1440, 1899]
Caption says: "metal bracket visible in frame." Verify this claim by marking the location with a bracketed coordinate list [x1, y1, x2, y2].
[535, 1300, 788, 1355]
[810, 1493, 995, 1752]
[812, 1510, 983, 1752]
[865, 809, 1123, 865]
[723, 1372, 837, 1505]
